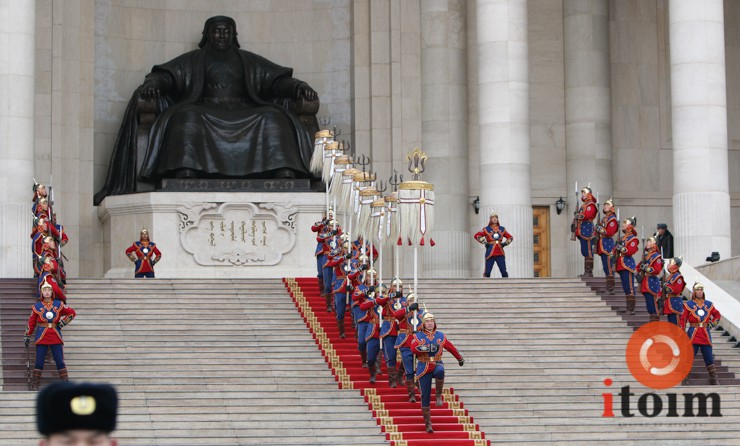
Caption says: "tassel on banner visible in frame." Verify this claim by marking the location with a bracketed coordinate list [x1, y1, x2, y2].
[310, 129, 334, 175]
[337, 167, 360, 213]
[397, 147, 434, 247]
[398, 180, 435, 246]
[384, 192, 400, 245]
[321, 141, 343, 185]
[351, 171, 375, 218]
[357, 186, 380, 240]
[369, 197, 386, 245]
[329, 156, 352, 204]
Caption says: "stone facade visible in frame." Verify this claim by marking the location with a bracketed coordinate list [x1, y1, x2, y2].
[0, 0, 738, 278]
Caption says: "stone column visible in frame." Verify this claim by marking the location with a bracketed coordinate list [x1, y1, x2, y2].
[0, 1, 35, 277]
[669, 0, 730, 265]
[563, 0, 612, 277]
[476, 0, 533, 278]
[420, 0, 469, 277]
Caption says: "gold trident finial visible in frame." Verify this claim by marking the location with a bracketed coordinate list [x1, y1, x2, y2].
[406, 147, 427, 180]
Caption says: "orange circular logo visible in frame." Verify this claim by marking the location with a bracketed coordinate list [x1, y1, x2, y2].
[625, 322, 694, 389]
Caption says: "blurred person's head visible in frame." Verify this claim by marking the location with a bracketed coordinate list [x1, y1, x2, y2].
[37, 382, 118, 446]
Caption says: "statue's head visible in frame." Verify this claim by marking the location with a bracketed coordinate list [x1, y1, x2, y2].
[199, 16, 240, 50]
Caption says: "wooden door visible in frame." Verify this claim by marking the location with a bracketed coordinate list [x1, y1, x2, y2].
[533, 206, 550, 277]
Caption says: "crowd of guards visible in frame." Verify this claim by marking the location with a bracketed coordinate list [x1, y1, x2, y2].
[572, 185, 721, 385]
[312, 210, 464, 433]
[26, 181, 76, 390]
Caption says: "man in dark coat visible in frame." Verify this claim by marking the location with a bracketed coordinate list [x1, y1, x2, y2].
[655, 223, 674, 259]
[95, 16, 318, 204]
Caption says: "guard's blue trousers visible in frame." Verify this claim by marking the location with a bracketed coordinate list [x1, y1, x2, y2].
[418, 364, 445, 408]
[35, 344, 65, 370]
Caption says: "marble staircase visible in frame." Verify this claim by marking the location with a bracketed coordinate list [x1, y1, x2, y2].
[1, 277, 740, 445]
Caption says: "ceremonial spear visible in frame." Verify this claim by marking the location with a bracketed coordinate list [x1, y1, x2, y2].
[388, 171, 403, 281]
[570, 181, 578, 241]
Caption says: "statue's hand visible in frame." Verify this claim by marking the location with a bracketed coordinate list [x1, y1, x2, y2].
[297, 84, 318, 102]
[140, 79, 165, 101]
[141, 86, 161, 100]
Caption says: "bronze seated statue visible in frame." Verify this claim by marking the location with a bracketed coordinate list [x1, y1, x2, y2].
[94, 15, 319, 205]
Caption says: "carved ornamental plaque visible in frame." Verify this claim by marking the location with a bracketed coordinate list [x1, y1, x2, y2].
[178, 202, 297, 266]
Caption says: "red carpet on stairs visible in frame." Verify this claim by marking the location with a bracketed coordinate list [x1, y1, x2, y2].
[285, 277, 490, 446]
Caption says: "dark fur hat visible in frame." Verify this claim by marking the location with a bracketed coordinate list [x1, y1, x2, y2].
[37, 382, 118, 436]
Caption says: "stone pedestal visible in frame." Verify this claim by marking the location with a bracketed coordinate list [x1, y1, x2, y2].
[97, 192, 324, 278]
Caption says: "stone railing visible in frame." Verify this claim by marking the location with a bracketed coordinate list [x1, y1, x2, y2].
[695, 255, 740, 281]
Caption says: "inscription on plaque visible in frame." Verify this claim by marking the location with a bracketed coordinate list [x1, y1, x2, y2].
[178, 202, 297, 266]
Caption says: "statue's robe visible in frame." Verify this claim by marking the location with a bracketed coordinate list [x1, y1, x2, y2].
[94, 47, 313, 205]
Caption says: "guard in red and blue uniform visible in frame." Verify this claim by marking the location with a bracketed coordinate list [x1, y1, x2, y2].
[32, 221, 60, 277]
[321, 228, 345, 311]
[351, 269, 377, 368]
[375, 280, 403, 388]
[615, 217, 639, 315]
[573, 186, 598, 277]
[595, 198, 618, 294]
[681, 282, 721, 385]
[33, 235, 56, 279]
[34, 197, 51, 220]
[393, 289, 424, 402]
[474, 212, 513, 278]
[359, 288, 382, 383]
[325, 242, 362, 338]
[125, 228, 162, 278]
[663, 257, 686, 326]
[24, 283, 75, 391]
[352, 236, 378, 261]
[348, 254, 370, 330]
[636, 236, 663, 322]
[32, 182, 51, 216]
[411, 312, 464, 434]
[38, 256, 67, 302]
[312, 212, 338, 310]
